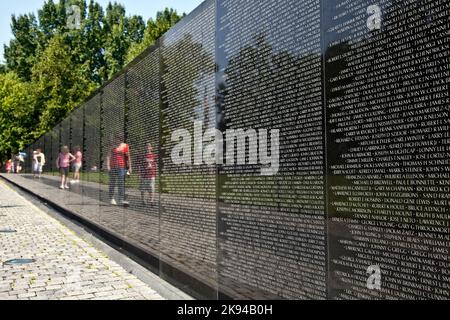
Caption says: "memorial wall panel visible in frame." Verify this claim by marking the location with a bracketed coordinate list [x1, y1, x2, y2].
[50, 125, 60, 176]
[83, 97, 101, 223]
[25, 145, 32, 174]
[324, 0, 450, 299]
[125, 47, 161, 257]
[43, 133, 52, 174]
[30, 141, 38, 174]
[100, 75, 126, 235]
[50, 117, 72, 207]
[216, 0, 326, 299]
[27, 143, 34, 174]
[60, 117, 71, 151]
[67, 107, 84, 207]
[160, 0, 218, 298]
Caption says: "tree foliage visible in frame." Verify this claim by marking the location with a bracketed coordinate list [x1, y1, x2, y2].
[0, 72, 38, 156]
[0, 1, 183, 161]
[126, 8, 183, 63]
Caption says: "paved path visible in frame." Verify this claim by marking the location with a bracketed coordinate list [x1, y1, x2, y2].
[0, 180, 164, 300]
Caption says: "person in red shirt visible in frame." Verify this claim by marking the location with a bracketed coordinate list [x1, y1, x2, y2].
[5, 159, 12, 174]
[139, 143, 158, 206]
[106, 136, 132, 206]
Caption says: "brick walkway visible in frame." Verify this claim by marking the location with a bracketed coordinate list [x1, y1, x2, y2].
[0, 180, 165, 300]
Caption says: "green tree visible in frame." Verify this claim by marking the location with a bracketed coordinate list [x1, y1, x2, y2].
[0, 72, 38, 159]
[37, 0, 59, 39]
[127, 15, 146, 44]
[103, 3, 147, 78]
[126, 8, 183, 63]
[104, 12, 129, 78]
[32, 35, 96, 133]
[82, 0, 107, 84]
[3, 14, 40, 81]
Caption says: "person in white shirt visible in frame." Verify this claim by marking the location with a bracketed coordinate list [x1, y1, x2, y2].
[32, 149, 46, 178]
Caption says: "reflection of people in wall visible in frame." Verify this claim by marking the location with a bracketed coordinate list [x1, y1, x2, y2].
[13, 155, 20, 173]
[56, 146, 76, 190]
[33, 149, 46, 178]
[5, 159, 12, 174]
[139, 143, 158, 206]
[71, 146, 83, 184]
[107, 136, 132, 206]
[17, 152, 26, 173]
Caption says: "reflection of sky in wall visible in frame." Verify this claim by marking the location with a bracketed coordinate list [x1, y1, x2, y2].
[161, 0, 215, 129]
[0, 0, 205, 63]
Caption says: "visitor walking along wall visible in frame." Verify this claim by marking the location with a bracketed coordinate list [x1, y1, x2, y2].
[19, 0, 449, 300]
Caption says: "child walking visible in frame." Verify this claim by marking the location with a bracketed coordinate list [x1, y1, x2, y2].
[56, 146, 76, 190]
[71, 146, 83, 184]
[139, 143, 157, 206]
[32, 149, 46, 178]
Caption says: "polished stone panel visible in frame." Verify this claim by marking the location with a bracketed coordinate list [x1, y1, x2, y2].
[159, 0, 218, 299]
[216, 0, 327, 300]
[100, 74, 126, 235]
[324, 0, 450, 300]
[83, 95, 101, 224]
[126, 46, 161, 259]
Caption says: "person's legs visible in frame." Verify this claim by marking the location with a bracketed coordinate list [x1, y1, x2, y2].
[109, 169, 118, 203]
[118, 169, 126, 204]
[64, 168, 69, 188]
[33, 163, 37, 178]
[140, 179, 146, 203]
[150, 177, 156, 204]
[60, 169, 65, 189]
[71, 165, 79, 183]
[75, 166, 80, 181]
[140, 179, 151, 205]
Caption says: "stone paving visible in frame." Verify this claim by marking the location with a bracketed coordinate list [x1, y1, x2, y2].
[0, 179, 165, 300]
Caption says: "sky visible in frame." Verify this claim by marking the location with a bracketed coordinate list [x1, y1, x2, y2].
[0, 0, 205, 63]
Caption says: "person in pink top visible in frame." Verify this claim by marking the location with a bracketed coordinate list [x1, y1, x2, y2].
[71, 146, 83, 184]
[56, 146, 75, 190]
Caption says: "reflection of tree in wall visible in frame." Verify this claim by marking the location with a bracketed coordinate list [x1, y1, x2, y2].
[102, 75, 125, 155]
[217, 33, 323, 195]
[325, 0, 449, 299]
[43, 132, 53, 173]
[83, 97, 101, 175]
[160, 34, 215, 162]
[126, 49, 160, 167]
[217, 33, 325, 299]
